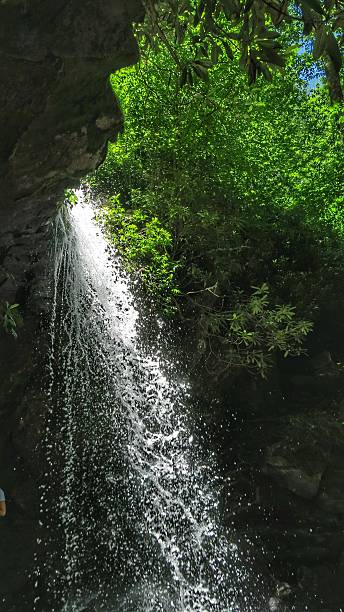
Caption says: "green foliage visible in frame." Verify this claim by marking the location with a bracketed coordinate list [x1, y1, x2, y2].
[63, 189, 78, 207]
[97, 196, 181, 315]
[0, 266, 23, 339]
[197, 284, 313, 377]
[53, 189, 78, 235]
[139, 0, 344, 100]
[2, 302, 23, 339]
[88, 24, 343, 377]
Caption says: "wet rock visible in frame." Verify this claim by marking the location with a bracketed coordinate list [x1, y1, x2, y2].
[268, 597, 284, 611]
[276, 582, 292, 598]
[310, 351, 339, 376]
[0, 0, 144, 609]
[267, 582, 292, 611]
[318, 459, 344, 514]
[296, 561, 344, 611]
[222, 374, 344, 611]
[263, 442, 326, 499]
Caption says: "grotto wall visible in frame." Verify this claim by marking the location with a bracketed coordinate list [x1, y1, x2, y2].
[214, 354, 344, 612]
[0, 1, 143, 609]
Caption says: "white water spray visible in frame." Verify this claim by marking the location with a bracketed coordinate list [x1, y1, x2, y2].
[40, 190, 262, 612]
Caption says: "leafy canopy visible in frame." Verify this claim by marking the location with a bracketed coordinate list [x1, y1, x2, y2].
[140, 0, 344, 100]
[88, 20, 343, 377]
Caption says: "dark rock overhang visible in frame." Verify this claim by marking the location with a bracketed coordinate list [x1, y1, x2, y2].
[0, 1, 144, 608]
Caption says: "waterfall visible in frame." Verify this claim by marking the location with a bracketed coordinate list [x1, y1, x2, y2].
[38, 190, 263, 612]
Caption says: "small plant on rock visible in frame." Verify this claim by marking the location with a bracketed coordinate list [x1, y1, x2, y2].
[2, 302, 23, 339]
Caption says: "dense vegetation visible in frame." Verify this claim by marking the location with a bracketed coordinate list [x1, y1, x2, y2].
[88, 14, 343, 378]
[140, 0, 344, 103]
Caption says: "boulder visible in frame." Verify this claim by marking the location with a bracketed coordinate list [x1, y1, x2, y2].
[263, 442, 326, 500]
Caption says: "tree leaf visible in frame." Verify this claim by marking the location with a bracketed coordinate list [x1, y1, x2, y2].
[195, 58, 213, 67]
[247, 56, 258, 84]
[313, 24, 328, 60]
[191, 61, 210, 81]
[326, 31, 342, 71]
[332, 15, 344, 30]
[220, 0, 241, 19]
[186, 67, 194, 86]
[260, 63, 273, 81]
[302, 0, 324, 14]
[268, 0, 289, 26]
[240, 45, 249, 69]
[223, 40, 234, 59]
[258, 38, 282, 49]
[179, 66, 188, 88]
[211, 42, 221, 63]
[175, 21, 187, 44]
[244, 0, 254, 12]
[227, 31, 241, 40]
[300, 1, 315, 34]
[259, 47, 285, 67]
[256, 30, 281, 40]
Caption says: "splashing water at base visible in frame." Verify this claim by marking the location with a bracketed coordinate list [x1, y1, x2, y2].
[38, 190, 263, 612]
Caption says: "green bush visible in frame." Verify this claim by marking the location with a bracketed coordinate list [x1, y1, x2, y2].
[87, 26, 343, 377]
[97, 195, 181, 315]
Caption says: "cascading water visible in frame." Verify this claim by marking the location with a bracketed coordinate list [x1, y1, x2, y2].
[38, 190, 264, 612]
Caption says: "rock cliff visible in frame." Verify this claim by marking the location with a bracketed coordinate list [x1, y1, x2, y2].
[0, 1, 143, 609]
[215, 354, 344, 612]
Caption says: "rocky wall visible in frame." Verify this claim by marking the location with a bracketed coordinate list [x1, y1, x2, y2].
[0, 1, 143, 609]
[216, 353, 344, 612]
